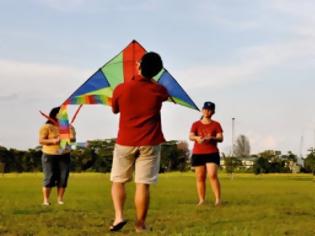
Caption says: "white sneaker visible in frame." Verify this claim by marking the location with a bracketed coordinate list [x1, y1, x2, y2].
[57, 200, 64, 205]
[42, 202, 51, 206]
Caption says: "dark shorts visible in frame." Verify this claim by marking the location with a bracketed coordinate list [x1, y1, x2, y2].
[42, 153, 70, 188]
[191, 153, 220, 167]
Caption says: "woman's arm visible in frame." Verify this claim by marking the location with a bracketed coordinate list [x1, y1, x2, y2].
[70, 126, 76, 143]
[210, 132, 223, 142]
[203, 132, 223, 143]
[39, 137, 60, 145]
[216, 132, 223, 142]
[189, 132, 203, 144]
[39, 125, 60, 145]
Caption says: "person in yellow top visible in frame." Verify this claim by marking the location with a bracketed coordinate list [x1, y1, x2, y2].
[39, 107, 75, 205]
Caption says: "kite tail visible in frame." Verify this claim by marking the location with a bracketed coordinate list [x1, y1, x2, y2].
[57, 105, 71, 151]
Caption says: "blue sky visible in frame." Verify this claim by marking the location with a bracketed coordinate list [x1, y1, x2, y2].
[0, 0, 315, 156]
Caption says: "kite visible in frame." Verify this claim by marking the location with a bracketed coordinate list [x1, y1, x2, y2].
[44, 40, 199, 150]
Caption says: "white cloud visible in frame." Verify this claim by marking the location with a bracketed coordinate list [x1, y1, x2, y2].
[271, 0, 315, 20]
[175, 38, 315, 89]
[0, 59, 90, 101]
[270, 0, 315, 38]
[33, 0, 158, 12]
[34, 0, 89, 11]
[0, 93, 18, 102]
[208, 15, 261, 31]
[247, 133, 278, 153]
[261, 135, 277, 150]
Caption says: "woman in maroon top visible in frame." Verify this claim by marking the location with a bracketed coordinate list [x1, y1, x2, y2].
[189, 101, 223, 206]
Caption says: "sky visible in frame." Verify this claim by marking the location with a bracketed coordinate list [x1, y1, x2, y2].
[0, 0, 315, 156]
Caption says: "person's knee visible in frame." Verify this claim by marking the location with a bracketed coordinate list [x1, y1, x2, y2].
[112, 182, 126, 188]
[208, 173, 218, 181]
[196, 172, 206, 182]
[43, 174, 55, 187]
[58, 173, 69, 187]
[136, 183, 150, 190]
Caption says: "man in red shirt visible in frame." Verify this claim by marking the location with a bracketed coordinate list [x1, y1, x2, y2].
[110, 52, 169, 232]
[189, 101, 223, 207]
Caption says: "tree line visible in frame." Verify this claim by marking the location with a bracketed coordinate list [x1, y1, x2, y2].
[223, 134, 315, 175]
[0, 137, 314, 175]
[223, 149, 315, 175]
[0, 139, 190, 173]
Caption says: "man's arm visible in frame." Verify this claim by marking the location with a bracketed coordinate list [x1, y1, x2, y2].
[112, 102, 119, 114]
[160, 85, 169, 102]
[111, 85, 121, 114]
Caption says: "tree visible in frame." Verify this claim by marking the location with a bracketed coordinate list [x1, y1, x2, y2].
[7, 149, 26, 172]
[253, 150, 291, 174]
[160, 140, 190, 172]
[281, 151, 298, 162]
[304, 148, 315, 175]
[0, 139, 191, 173]
[224, 156, 242, 174]
[175, 141, 190, 171]
[0, 146, 10, 174]
[253, 157, 270, 174]
[72, 139, 115, 172]
[233, 135, 250, 158]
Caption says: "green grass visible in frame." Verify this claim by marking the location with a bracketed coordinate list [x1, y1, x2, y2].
[0, 172, 315, 236]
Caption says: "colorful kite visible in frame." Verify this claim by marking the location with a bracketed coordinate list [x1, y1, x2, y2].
[56, 40, 199, 149]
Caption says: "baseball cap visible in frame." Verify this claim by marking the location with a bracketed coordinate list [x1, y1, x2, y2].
[202, 101, 215, 111]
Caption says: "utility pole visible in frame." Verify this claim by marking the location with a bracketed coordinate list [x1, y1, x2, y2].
[231, 117, 236, 179]
[232, 117, 235, 156]
[299, 135, 304, 166]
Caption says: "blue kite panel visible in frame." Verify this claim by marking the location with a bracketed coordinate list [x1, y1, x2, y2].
[158, 70, 198, 110]
[58, 120, 69, 127]
[70, 70, 110, 98]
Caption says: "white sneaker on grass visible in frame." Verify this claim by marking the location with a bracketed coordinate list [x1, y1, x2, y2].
[57, 200, 64, 205]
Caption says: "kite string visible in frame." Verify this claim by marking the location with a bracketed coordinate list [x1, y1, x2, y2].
[70, 104, 83, 125]
[39, 111, 59, 126]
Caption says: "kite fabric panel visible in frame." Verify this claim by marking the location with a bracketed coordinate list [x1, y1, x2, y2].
[57, 40, 199, 150]
[63, 40, 199, 111]
[57, 105, 71, 150]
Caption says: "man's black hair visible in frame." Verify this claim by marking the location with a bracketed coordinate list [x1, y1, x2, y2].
[140, 52, 163, 78]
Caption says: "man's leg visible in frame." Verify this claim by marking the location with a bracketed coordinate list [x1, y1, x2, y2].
[134, 145, 160, 232]
[206, 163, 221, 206]
[135, 183, 150, 231]
[112, 182, 126, 225]
[110, 144, 136, 229]
[195, 166, 207, 205]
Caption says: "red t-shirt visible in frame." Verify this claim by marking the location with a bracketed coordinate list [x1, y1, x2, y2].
[190, 120, 223, 154]
[112, 76, 169, 146]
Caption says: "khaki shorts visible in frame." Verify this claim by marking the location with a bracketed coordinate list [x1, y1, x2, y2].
[110, 144, 161, 184]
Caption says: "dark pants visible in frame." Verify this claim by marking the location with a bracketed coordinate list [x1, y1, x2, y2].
[191, 152, 221, 167]
[42, 153, 70, 188]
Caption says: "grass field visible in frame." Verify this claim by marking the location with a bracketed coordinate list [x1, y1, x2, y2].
[0, 172, 314, 236]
